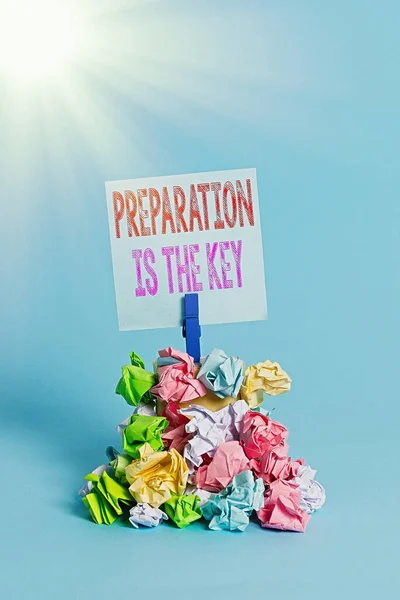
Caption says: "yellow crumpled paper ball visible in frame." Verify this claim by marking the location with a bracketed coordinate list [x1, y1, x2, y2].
[240, 360, 292, 408]
[125, 443, 189, 507]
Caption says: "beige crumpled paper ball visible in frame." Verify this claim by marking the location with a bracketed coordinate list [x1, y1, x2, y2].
[240, 360, 292, 408]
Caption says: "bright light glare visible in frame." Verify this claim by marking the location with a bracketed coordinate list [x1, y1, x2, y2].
[0, 0, 78, 79]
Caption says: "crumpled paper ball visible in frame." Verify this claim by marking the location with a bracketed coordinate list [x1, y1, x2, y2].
[257, 479, 309, 532]
[250, 444, 304, 484]
[240, 360, 291, 408]
[125, 443, 188, 507]
[122, 414, 169, 458]
[129, 503, 168, 528]
[195, 441, 250, 492]
[197, 348, 244, 399]
[163, 494, 202, 528]
[201, 470, 264, 531]
[294, 465, 326, 513]
[116, 352, 157, 407]
[150, 347, 206, 403]
[240, 411, 288, 460]
[82, 470, 133, 525]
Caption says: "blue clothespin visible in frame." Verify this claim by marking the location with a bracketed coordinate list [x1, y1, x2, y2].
[182, 293, 201, 363]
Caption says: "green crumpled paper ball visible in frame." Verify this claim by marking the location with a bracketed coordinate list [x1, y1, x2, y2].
[82, 470, 133, 525]
[116, 352, 157, 406]
[163, 494, 202, 528]
[122, 414, 169, 458]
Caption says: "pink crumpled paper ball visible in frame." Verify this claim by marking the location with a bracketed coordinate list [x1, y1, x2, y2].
[257, 479, 310, 532]
[240, 411, 289, 460]
[251, 444, 304, 484]
[195, 441, 250, 493]
[150, 347, 206, 404]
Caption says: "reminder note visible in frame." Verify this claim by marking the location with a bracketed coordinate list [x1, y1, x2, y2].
[105, 168, 267, 330]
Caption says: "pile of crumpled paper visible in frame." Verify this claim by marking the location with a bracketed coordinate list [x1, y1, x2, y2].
[79, 348, 325, 532]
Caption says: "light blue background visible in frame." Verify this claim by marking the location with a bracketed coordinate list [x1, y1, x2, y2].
[1, 1, 399, 598]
